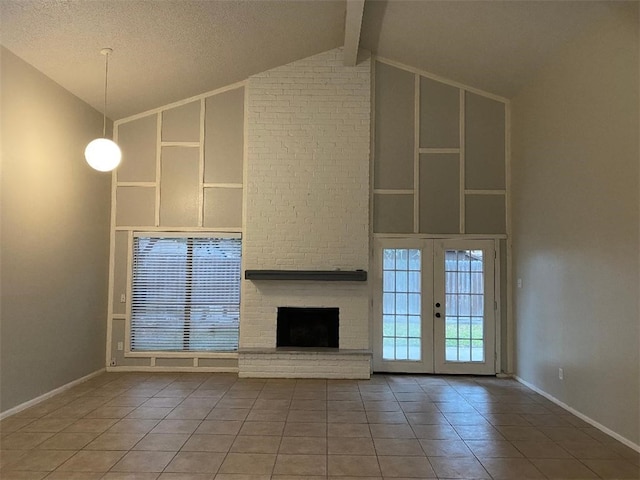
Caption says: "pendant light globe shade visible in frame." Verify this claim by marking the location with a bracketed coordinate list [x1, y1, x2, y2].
[85, 48, 121, 172]
[85, 138, 122, 172]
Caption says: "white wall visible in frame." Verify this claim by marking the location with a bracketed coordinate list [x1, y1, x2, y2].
[511, 4, 639, 446]
[0, 48, 111, 413]
[242, 48, 371, 356]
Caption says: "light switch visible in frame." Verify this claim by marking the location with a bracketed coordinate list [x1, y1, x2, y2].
[117, 342, 124, 351]
[120, 293, 126, 303]
[517, 278, 523, 289]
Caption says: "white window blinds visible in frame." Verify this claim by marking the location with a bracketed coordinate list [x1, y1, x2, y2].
[131, 235, 241, 352]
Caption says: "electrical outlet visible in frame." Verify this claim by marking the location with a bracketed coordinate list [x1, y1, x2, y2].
[120, 293, 126, 303]
[117, 342, 124, 351]
[558, 368, 564, 380]
[110, 358, 117, 367]
[517, 278, 523, 288]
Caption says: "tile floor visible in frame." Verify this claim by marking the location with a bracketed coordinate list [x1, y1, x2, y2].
[1, 372, 638, 479]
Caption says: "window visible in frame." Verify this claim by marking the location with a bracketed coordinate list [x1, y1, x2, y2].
[444, 249, 485, 362]
[382, 248, 422, 361]
[130, 234, 241, 352]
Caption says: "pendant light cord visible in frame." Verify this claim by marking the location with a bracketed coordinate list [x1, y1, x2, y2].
[85, 48, 121, 172]
[103, 51, 109, 138]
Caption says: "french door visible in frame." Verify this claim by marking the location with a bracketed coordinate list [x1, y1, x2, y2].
[373, 238, 497, 375]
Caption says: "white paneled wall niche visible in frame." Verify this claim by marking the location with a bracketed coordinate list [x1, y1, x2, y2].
[373, 59, 509, 236]
[107, 83, 245, 372]
[371, 58, 512, 374]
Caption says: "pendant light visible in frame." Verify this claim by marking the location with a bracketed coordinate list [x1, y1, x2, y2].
[85, 48, 122, 172]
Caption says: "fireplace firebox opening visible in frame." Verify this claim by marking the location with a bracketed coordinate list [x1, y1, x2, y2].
[276, 307, 339, 349]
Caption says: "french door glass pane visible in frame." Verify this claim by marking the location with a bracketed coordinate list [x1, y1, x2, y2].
[444, 249, 485, 362]
[382, 248, 421, 361]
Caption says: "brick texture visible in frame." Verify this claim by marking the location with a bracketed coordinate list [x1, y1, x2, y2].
[238, 352, 371, 379]
[241, 48, 371, 370]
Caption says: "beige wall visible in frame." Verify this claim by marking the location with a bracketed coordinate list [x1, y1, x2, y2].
[511, 4, 639, 445]
[0, 48, 111, 413]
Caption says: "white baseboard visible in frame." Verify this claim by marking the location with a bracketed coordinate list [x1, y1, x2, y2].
[0, 368, 106, 420]
[515, 375, 640, 453]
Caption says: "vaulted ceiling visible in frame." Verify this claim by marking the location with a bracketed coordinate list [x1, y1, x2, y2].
[0, 0, 620, 120]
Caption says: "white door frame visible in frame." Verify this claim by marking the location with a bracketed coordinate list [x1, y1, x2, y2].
[433, 239, 496, 375]
[372, 237, 499, 375]
[372, 238, 434, 373]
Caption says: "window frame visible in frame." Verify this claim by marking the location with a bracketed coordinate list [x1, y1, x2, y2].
[124, 231, 242, 359]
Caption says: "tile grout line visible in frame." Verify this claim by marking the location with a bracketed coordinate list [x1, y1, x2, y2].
[3, 372, 639, 479]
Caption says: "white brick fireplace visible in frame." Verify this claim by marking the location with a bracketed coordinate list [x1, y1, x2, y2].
[239, 48, 372, 378]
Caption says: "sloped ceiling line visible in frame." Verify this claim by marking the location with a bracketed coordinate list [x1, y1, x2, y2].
[0, 0, 615, 119]
[375, 56, 509, 104]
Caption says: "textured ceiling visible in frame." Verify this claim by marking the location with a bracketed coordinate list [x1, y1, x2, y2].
[0, 0, 621, 120]
[0, 0, 345, 119]
[360, 0, 615, 99]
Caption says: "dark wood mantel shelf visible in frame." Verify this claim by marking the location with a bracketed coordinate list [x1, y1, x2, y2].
[244, 270, 367, 281]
